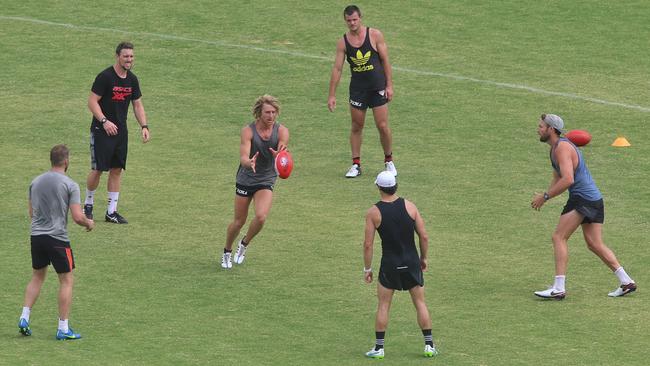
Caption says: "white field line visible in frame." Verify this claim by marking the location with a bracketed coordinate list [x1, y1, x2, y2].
[3, 15, 650, 113]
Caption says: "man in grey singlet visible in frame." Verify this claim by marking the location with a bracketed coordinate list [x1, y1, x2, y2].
[18, 145, 94, 340]
[221, 95, 290, 269]
[531, 114, 636, 299]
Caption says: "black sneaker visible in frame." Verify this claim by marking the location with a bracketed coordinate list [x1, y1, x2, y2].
[83, 204, 94, 220]
[105, 211, 128, 224]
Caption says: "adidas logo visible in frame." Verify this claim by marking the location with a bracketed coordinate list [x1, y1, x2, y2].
[351, 50, 375, 72]
[351, 50, 371, 66]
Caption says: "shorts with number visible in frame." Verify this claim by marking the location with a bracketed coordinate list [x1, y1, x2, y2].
[90, 127, 128, 171]
[378, 266, 424, 291]
[561, 195, 604, 224]
[349, 88, 388, 110]
[235, 183, 274, 197]
[31, 235, 75, 273]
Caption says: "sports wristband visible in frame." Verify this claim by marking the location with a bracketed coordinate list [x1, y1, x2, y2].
[141, 125, 149, 130]
[363, 267, 372, 273]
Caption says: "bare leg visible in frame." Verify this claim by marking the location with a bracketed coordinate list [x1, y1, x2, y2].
[371, 104, 392, 156]
[225, 195, 252, 251]
[408, 285, 432, 330]
[23, 268, 48, 308]
[107, 168, 123, 192]
[551, 210, 583, 275]
[582, 223, 621, 271]
[57, 271, 74, 321]
[243, 189, 273, 245]
[375, 282, 394, 331]
[86, 170, 103, 191]
[350, 107, 367, 160]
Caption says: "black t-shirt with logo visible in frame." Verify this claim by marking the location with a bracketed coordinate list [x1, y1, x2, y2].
[90, 66, 142, 134]
[344, 27, 386, 91]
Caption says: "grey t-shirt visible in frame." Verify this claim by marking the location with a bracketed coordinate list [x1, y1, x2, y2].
[29, 171, 81, 242]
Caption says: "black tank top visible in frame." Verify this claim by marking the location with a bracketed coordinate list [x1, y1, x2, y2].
[375, 197, 420, 270]
[344, 27, 386, 91]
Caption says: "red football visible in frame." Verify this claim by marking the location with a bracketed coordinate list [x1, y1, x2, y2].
[566, 129, 592, 146]
[274, 150, 293, 179]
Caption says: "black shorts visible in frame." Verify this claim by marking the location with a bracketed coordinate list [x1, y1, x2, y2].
[30, 235, 75, 273]
[379, 266, 424, 291]
[349, 88, 388, 110]
[235, 183, 274, 197]
[561, 196, 605, 224]
[90, 127, 128, 171]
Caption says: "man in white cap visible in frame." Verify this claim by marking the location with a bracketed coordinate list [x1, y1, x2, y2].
[362, 171, 438, 359]
[531, 113, 636, 299]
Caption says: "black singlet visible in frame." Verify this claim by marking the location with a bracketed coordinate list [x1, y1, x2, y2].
[344, 27, 386, 91]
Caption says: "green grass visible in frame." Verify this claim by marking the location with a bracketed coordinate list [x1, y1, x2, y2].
[1, 1, 649, 365]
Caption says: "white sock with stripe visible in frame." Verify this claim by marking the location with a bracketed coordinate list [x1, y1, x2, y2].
[107, 192, 119, 214]
[85, 189, 95, 205]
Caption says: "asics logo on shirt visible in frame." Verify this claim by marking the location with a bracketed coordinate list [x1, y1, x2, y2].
[112, 86, 133, 101]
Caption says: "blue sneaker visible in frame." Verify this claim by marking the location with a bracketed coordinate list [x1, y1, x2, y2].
[56, 328, 82, 340]
[18, 318, 31, 336]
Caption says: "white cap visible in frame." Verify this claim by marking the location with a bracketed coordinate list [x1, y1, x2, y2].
[375, 171, 396, 188]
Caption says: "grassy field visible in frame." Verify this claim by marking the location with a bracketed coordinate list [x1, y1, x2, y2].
[1, 1, 649, 365]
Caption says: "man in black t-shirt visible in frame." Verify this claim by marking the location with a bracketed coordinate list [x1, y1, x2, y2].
[328, 5, 396, 178]
[362, 171, 438, 359]
[84, 42, 150, 224]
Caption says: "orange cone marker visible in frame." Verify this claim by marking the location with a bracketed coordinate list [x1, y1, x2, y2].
[611, 137, 631, 147]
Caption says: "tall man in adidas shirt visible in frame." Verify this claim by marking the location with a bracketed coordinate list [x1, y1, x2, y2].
[84, 42, 151, 224]
[19, 145, 94, 340]
[328, 5, 396, 178]
[531, 114, 636, 299]
[362, 171, 438, 359]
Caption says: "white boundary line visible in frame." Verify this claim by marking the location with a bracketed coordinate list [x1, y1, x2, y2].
[3, 15, 649, 113]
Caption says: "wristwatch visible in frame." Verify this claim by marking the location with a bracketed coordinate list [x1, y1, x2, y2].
[100, 117, 107, 124]
[543, 192, 550, 201]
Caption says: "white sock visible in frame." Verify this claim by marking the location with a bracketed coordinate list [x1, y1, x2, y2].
[21, 307, 31, 321]
[553, 275, 566, 292]
[85, 189, 95, 205]
[58, 318, 69, 332]
[614, 267, 634, 285]
[107, 191, 120, 214]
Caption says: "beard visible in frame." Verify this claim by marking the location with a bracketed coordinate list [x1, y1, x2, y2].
[539, 134, 549, 142]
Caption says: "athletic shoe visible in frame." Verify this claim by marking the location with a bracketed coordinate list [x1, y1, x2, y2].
[18, 318, 31, 336]
[83, 204, 93, 220]
[365, 347, 384, 359]
[385, 161, 397, 176]
[534, 287, 566, 300]
[345, 164, 361, 178]
[56, 328, 81, 340]
[105, 211, 128, 224]
[221, 252, 232, 269]
[424, 344, 438, 357]
[608, 282, 637, 297]
[233, 239, 247, 265]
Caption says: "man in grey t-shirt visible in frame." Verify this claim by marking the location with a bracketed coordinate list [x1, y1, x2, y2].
[18, 145, 94, 340]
